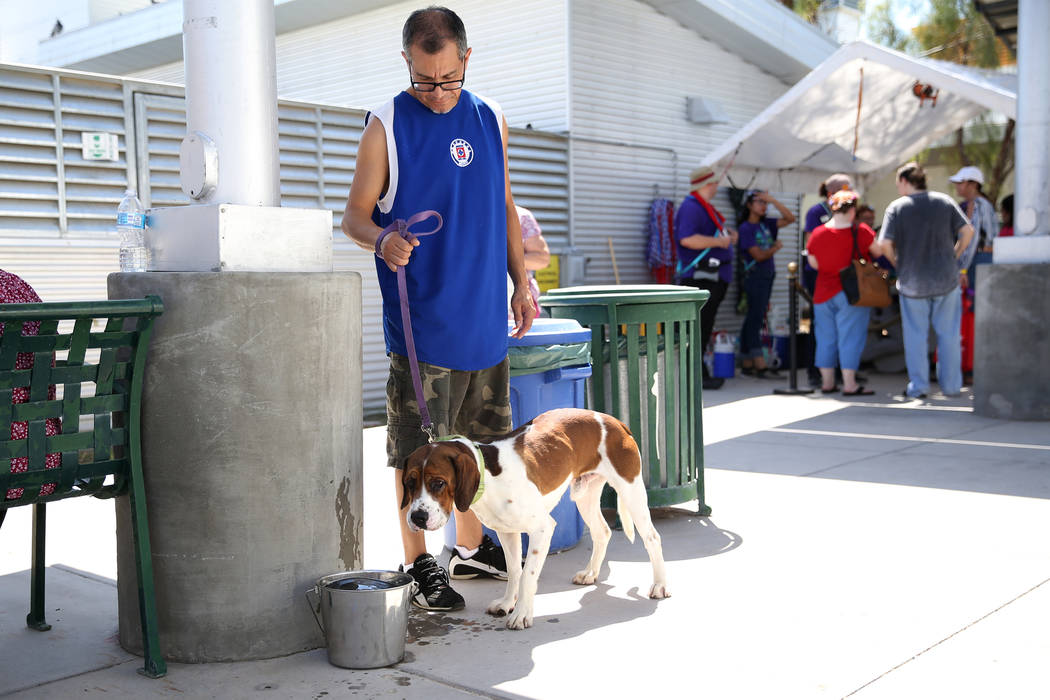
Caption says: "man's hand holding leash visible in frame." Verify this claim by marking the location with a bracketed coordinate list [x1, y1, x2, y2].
[377, 229, 420, 272]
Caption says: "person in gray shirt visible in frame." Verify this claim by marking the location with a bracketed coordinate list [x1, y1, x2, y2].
[879, 162, 974, 399]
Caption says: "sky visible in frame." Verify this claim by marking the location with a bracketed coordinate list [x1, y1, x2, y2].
[861, 0, 925, 42]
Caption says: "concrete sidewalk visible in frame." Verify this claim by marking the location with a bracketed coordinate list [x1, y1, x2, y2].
[2, 372, 1049, 698]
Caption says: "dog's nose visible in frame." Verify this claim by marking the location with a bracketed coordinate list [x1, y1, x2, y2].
[410, 510, 429, 529]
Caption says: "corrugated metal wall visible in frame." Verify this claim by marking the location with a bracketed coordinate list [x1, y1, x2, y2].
[132, 0, 571, 134]
[567, 0, 801, 345]
[0, 63, 569, 412]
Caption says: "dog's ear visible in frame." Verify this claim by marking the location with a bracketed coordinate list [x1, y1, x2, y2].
[400, 457, 420, 511]
[452, 450, 480, 513]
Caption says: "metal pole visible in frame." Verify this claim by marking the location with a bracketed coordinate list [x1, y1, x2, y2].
[181, 0, 280, 206]
[1014, 0, 1050, 239]
[774, 261, 813, 395]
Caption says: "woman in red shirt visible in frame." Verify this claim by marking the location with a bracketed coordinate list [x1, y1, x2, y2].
[806, 190, 883, 395]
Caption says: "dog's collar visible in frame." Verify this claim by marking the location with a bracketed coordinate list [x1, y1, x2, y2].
[435, 435, 486, 505]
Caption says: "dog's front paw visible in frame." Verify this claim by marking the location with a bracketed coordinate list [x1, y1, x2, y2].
[506, 604, 533, 630]
[486, 598, 515, 617]
[649, 581, 671, 599]
[572, 569, 597, 585]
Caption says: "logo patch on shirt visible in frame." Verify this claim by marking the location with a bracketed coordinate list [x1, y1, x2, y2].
[450, 138, 474, 167]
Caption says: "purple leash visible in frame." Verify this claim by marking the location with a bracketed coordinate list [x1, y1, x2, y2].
[375, 209, 443, 441]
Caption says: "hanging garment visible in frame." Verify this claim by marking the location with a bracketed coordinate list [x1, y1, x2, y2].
[646, 198, 677, 284]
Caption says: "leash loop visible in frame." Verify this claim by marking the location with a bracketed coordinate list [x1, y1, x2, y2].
[376, 210, 443, 442]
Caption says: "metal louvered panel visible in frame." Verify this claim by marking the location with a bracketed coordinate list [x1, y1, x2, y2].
[134, 93, 187, 208]
[508, 128, 570, 250]
[0, 65, 133, 238]
[0, 69, 61, 235]
[59, 74, 131, 236]
[0, 241, 118, 302]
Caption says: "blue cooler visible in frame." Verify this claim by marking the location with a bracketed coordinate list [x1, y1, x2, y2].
[445, 318, 592, 553]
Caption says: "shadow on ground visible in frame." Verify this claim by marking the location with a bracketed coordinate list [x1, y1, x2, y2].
[705, 399, 1050, 499]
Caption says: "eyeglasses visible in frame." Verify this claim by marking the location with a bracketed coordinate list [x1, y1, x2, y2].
[409, 65, 466, 93]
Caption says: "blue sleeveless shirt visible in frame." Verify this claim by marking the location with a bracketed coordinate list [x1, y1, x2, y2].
[369, 90, 508, 371]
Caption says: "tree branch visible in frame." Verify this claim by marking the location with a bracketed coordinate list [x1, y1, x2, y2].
[988, 119, 1016, 205]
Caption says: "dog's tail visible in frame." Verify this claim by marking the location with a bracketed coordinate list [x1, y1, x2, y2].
[617, 495, 636, 543]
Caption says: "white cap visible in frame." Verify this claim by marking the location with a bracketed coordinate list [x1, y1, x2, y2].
[948, 165, 984, 184]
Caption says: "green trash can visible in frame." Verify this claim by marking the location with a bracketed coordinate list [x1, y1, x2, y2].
[539, 285, 711, 515]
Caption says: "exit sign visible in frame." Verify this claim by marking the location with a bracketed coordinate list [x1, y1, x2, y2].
[81, 132, 119, 161]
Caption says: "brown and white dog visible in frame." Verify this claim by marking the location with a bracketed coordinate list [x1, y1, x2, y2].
[400, 407, 670, 630]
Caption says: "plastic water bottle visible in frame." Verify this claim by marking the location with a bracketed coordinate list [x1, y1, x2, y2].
[117, 189, 148, 272]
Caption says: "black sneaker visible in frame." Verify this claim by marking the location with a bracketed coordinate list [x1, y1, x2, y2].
[400, 553, 464, 611]
[449, 534, 509, 580]
[702, 376, 725, 390]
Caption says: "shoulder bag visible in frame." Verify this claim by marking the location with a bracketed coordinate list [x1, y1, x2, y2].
[839, 222, 891, 308]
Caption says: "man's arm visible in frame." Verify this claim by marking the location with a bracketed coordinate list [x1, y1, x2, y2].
[980, 197, 1000, 252]
[882, 240, 897, 267]
[502, 116, 534, 338]
[877, 206, 896, 265]
[340, 118, 417, 272]
[680, 234, 730, 251]
[747, 240, 783, 262]
[955, 224, 975, 260]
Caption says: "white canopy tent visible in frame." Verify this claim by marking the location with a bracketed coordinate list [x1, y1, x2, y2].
[700, 41, 1017, 194]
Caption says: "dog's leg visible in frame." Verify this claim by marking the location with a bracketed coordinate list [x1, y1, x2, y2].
[486, 531, 522, 618]
[616, 477, 670, 599]
[571, 475, 611, 586]
[506, 515, 554, 630]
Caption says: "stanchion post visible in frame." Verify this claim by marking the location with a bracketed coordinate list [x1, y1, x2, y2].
[774, 261, 814, 396]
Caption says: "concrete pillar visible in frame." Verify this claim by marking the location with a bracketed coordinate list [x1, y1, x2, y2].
[976, 0, 1050, 420]
[974, 265, 1050, 420]
[1014, 0, 1050, 240]
[109, 272, 363, 662]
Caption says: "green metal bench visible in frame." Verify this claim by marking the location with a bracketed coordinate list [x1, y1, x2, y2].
[0, 297, 166, 678]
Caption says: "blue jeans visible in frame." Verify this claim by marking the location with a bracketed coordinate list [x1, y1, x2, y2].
[740, 273, 774, 359]
[899, 287, 962, 396]
[813, 291, 870, 371]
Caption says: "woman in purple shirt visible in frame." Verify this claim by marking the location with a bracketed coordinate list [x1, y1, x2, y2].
[675, 166, 738, 390]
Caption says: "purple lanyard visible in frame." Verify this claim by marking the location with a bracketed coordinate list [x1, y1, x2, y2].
[375, 210, 444, 441]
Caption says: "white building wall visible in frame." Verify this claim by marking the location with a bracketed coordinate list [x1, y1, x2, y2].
[88, 0, 152, 24]
[132, 0, 570, 132]
[569, 0, 792, 288]
[0, 0, 90, 63]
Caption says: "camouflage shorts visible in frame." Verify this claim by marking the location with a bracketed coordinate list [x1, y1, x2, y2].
[385, 353, 512, 469]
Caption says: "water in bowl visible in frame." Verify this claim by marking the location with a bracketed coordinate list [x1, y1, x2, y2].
[328, 577, 395, 591]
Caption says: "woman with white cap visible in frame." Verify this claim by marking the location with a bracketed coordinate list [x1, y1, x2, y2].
[674, 166, 737, 390]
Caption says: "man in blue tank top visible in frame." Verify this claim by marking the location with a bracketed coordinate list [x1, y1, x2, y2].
[342, 7, 535, 612]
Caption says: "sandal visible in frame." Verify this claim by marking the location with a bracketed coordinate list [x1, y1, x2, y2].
[841, 386, 875, 396]
[820, 386, 838, 394]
